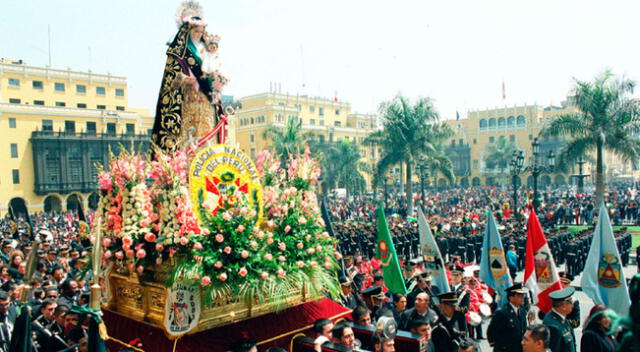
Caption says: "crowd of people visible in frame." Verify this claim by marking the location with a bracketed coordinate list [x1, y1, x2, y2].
[0, 184, 638, 352]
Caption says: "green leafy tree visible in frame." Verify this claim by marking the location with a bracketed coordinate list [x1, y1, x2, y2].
[541, 71, 640, 204]
[366, 95, 454, 216]
[483, 137, 519, 185]
[263, 116, 315, 167]
[311, 139, 370, 197]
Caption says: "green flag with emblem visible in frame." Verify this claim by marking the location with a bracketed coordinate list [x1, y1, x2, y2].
[376, 202, 407, 294]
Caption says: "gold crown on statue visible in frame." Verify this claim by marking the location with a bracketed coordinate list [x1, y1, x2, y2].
[204, 33, 221, 47]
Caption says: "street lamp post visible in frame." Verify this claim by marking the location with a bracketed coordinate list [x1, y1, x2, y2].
[417, 158, 427, 209]
[526, 137, 555, 212]
[509, 150, 525, 215]
[573, 156, 589, 194]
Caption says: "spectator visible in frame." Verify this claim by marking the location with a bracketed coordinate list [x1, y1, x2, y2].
[521, 324, 550, 352]
[580, 305, 616, 352]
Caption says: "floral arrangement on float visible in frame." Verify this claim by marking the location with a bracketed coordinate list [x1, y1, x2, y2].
[94, 145, 340, 313]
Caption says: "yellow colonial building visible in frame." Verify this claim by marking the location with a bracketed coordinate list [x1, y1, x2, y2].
[232, 91, 380, 184]
[440, 103, 635, 188]
[0, 59, 153, 215]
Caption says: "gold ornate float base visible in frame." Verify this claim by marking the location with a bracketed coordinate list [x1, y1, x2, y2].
[107, 270, 313, 335]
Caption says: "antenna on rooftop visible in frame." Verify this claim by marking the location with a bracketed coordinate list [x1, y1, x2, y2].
[47, 25, 52, 67]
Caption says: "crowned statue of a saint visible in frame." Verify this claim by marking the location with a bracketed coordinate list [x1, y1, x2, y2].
[151, 0, 229, 154]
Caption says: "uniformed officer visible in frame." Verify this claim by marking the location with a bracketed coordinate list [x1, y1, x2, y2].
[487, 283, 528, 352]
[432, 291, 468, 352]
[542, 287, 577, 352]
[338, 275, 364, 310]
[449, 264, 470, 314]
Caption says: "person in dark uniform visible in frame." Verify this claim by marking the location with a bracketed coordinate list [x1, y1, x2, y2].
[558, 272, 581, 329]
[487, 283, 528, 352]
[449, 264, 470, 314]
[431, 291, 467, 352]
[338, 275, 364, 310]
[543, 287, 577, 352]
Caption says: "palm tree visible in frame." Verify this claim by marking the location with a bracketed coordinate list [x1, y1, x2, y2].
[366, 95, 454, 216]
[483, 137, 519, 185]
[262, 116, 315, 167]
[541, 71, 640, 204]
[312, 139, 370, 197]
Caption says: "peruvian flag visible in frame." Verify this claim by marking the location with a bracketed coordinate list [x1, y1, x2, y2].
[524, 207, 563, 313]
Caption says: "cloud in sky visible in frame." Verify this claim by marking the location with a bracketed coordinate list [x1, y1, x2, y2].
[2, 0, 639, 119]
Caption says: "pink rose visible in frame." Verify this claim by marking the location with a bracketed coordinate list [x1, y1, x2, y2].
[335, 251, 342, 260]
[296, 261, 305, 268]
[322, 231, 330, 238]
[144, 233, 156, 242]
[219, 273, 227, 282]
[215, 234, 224, 243]
[261, 272, 269, 280]
[194, 242, 203, 250]
[307, 248, 315, 255]
[155, 244, 164, 251]
[249, 240, 258, 248]
[278, 255, 286, 262]
[241, 250, 249, 259]
[102, 238, 111, 248]
[126, 249, 135, 258]
[284, 225, 291, 233]
[122, 244, 130, 252]
[224, 246, 232, 254]
[136, 249, 146, 259]
[193, 273, 200, 280]
[201, 276, 212, 286]
[140, 219, 151, 227]
[115, 251, 124, 259]
[103, 250, 112, 259]
[310, 261, 318, 268]
[127, 263, 135, 271]
[122, 236, 132, 246]
[278, 242, 286, 251]
[316, 245, 322, 252]
[180, 237, 189, 245]
[214, 261, 223, 268]
[238, 267, 248, 277]
[266, 238, 274, 245]
[257, 232, 265, 240]
[136, 266, 144, 275]
[277, 268, 286, 278]
[267, 220, 275, 228]
[324, 262, 332, 269]
[155, 257, 163, 265]
[298, 217, 307, 225]
[324, 256, 331, 263]
[222, 212, 232, 221]
[305, 235, 312, 241]
[296, 242, 304, 249]
[253, 226, 260, 234]
[201, 228, 210, 235]
[264, 253, 273, 261]
[236, 225, 245, 232]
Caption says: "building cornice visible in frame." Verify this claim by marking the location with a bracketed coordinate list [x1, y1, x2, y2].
[0, 63, 127, 85]
[0, 103, 139, 120]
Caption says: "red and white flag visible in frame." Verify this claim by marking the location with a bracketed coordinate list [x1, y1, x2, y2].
[524, 207, 563, 313]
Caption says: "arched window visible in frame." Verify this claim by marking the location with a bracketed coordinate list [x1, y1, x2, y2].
[498, 117, 506, 127]
[479, 119, 487, 128]
[507, 116, 515, 126]
[489, 118, 496, 127]
[517, 115, 526, 126]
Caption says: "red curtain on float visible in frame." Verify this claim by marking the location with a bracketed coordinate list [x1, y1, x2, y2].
[103, 298, 351, 352]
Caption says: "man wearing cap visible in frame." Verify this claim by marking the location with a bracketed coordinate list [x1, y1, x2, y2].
[361, 285, 386, 319]
[339, 275, 364, 310]
[0, 241, 12, 265]
[542, 287, 576, 352]
[487, 283, 528, 352]
[406, 272, 438, 309]
[558, 272, 581, 329]
[449, 264, 470, 314]
[432, 291, 467, 352]
[398, 292, 437, 330]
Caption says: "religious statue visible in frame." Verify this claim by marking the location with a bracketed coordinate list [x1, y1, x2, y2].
[151, 0, 229, 154]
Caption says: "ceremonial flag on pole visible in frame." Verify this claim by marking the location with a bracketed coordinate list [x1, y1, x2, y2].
[321, 198, 345, 275]
[376, 202, 407, 294]
[417, 207, 450, 293]
[479, 209, 512, 300]
[9, 305, 33, 352]
[524, 207, 562, 313]
[580, 203, 631, 315]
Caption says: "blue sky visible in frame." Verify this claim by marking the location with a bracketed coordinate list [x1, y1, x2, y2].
[2, 0, 639, 118]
